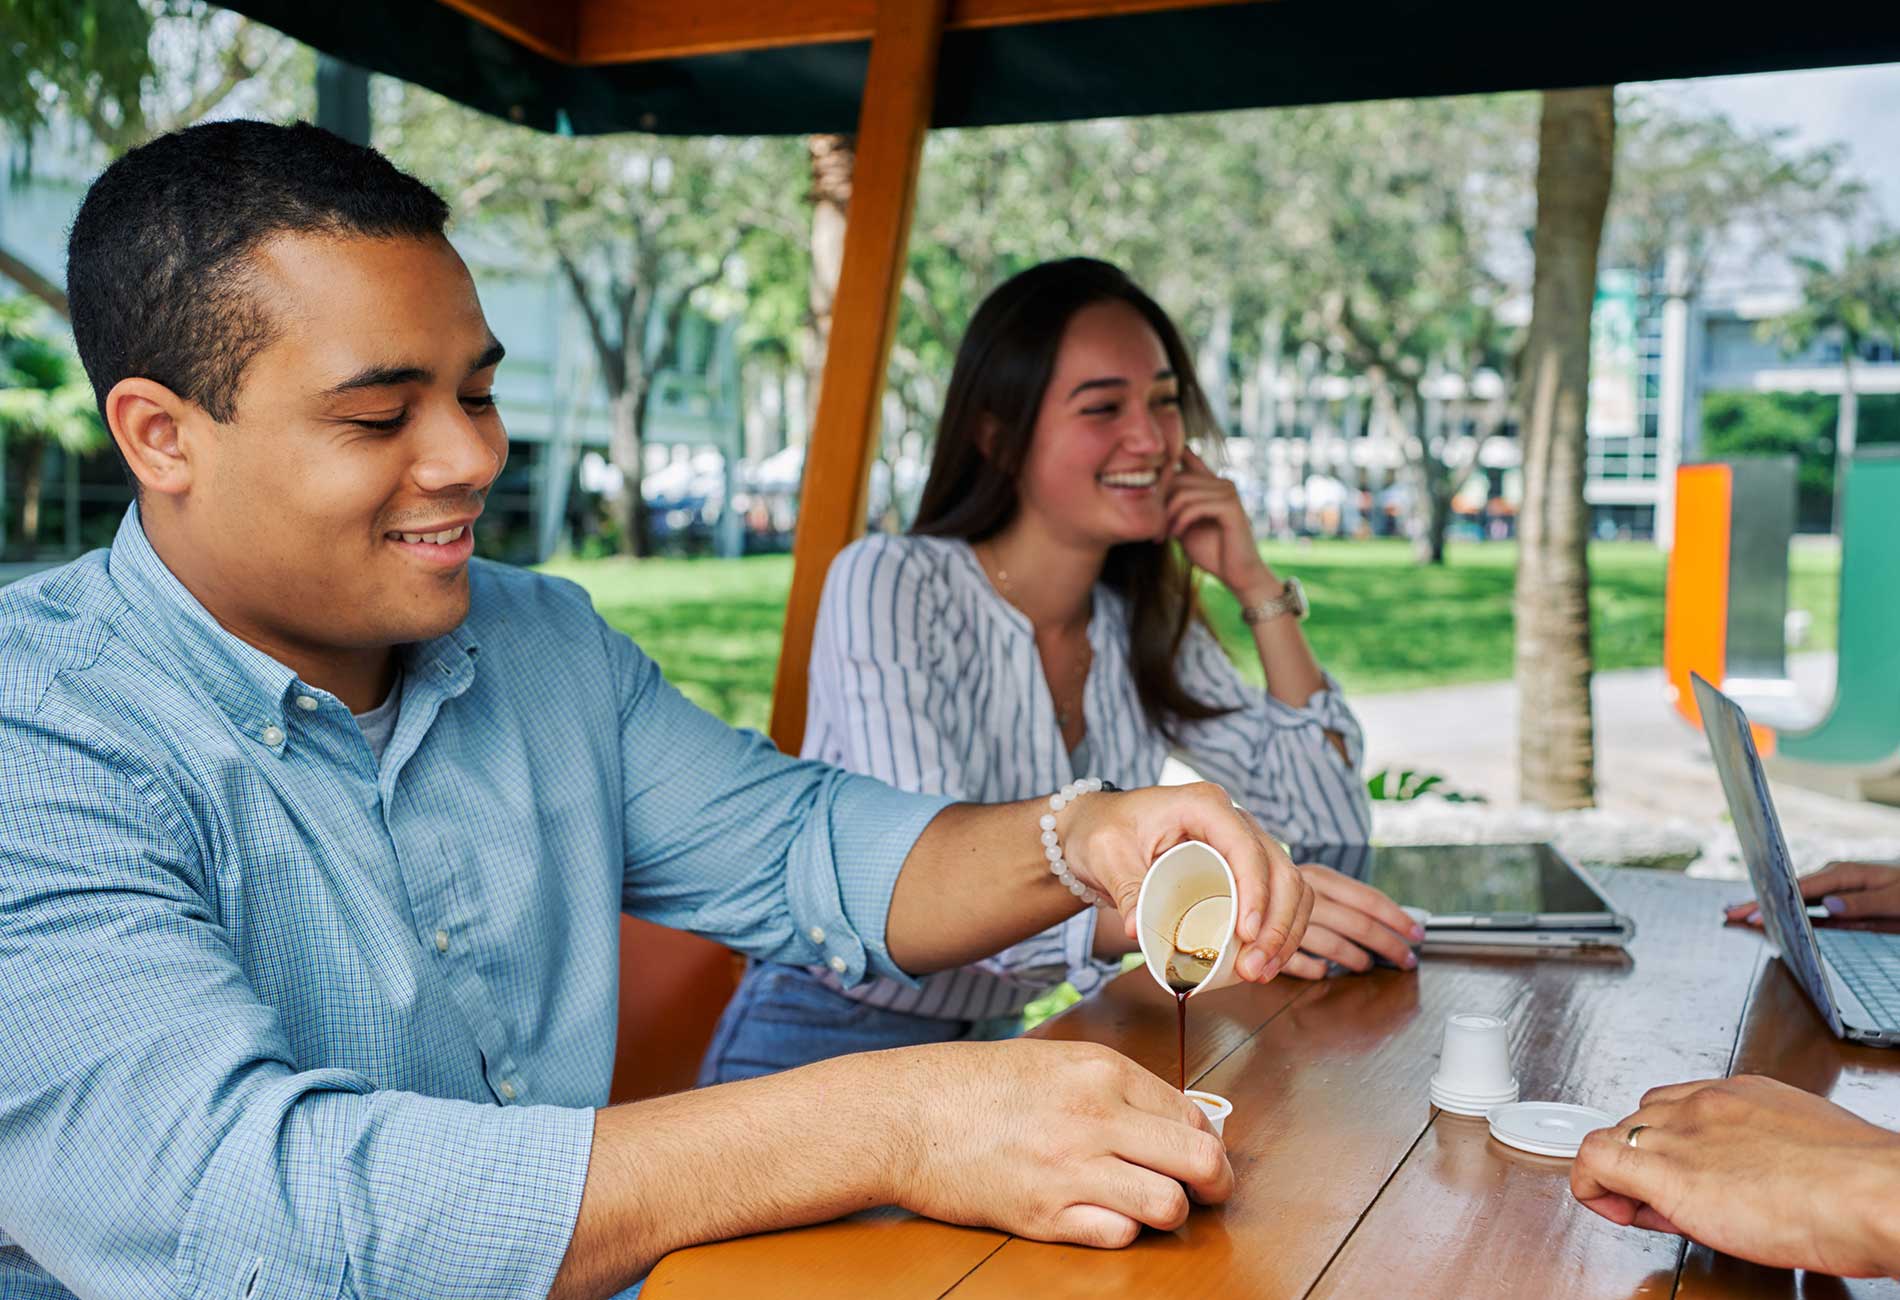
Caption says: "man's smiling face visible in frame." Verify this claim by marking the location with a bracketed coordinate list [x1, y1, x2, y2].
[160, 232, 508, 664]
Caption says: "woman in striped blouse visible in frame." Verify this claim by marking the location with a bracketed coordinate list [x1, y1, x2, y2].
[699, 258, 1418, 1084]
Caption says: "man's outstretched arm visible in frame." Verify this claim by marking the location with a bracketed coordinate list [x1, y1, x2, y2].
[550, 1035, 1231, 1299]
[883, 781, 1312, 983]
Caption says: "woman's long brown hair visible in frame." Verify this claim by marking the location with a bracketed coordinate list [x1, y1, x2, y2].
[909, 258, 1233, 739]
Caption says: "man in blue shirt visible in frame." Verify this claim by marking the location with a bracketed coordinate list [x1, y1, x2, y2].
[0, 121, 1314, 1300]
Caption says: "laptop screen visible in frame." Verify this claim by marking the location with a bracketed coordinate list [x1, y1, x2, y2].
[1691, 673, 1844, 1035]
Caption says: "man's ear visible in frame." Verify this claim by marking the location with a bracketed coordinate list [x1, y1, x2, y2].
[107, 378, 201, 498]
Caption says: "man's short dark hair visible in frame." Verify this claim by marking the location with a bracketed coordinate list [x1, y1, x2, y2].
[67, 120, 450, 429]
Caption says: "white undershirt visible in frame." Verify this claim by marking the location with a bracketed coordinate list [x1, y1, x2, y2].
[352, 673, 403, 764]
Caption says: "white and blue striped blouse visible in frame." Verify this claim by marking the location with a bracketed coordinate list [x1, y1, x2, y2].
[802, 533, 1372, 1020]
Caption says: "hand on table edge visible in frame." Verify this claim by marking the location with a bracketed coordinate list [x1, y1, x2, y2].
[548, 1039, 1234, 1300]
[1570, 1074, 1900, 1279]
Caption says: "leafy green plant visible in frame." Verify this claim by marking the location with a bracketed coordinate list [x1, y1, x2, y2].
[1365, 767, 1487, 804]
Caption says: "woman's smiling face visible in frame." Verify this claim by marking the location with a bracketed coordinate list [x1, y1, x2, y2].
[1012, 299, 1187, 548]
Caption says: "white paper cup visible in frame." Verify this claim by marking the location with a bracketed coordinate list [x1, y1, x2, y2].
[1136, 840, 1240, 998]
[1185, 1089, 1233, 1138]
[1431, 1012, 1517, 1099]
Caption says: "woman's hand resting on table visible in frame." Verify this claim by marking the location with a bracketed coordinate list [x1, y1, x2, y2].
[1724, 860, 1900, 926]
[1279, 864, 1424, 978]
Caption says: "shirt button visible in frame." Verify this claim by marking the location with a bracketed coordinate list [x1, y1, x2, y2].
[433, 929, 450, 952]
[259, 725, 285, 747]
[828, 955, 847, 974]
[498, 1080, 517, 1101]
[808, 926, 826, 944]
[294, 695, 319, 711]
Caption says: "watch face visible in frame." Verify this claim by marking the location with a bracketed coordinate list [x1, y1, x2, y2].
[1287, 576, 1308, 619]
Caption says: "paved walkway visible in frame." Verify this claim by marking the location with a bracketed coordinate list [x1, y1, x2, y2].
[1354, 654, 1900, 882]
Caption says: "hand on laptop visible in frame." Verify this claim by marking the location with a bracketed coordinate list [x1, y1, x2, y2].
[1725, 860, 1900, 926]
[1280, 864, 1424, 978]
[1572, 1074, 1900, 1277]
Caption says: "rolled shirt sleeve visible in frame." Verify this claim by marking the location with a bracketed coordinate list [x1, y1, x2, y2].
[608, 615, 952, 989]
[0, 718, 594, 1300]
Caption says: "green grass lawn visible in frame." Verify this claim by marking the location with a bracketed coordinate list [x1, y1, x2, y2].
[542, 538, 1841, 734]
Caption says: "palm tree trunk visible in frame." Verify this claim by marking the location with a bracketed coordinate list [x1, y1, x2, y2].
[1515, 88, 1615, 811]
[806, 133, 854, 428]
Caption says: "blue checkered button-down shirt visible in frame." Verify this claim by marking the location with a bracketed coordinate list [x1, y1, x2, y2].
[0, 507, 950, 1300]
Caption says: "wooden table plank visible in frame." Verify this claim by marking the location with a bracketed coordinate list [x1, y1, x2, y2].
[651, 872, 1900, 1298]
[643, 1209, 1006, 1299]
[1020, 947, 1316, 1090]
[949, 871, 1748, 1299]
[1675, 942, 1900, 1300]
[1303, 871, 1767, 1300]
[645, 938, 1312, 1294]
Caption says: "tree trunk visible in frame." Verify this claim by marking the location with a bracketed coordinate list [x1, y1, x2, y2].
[806, 133, 854, 429]
[1375, 378, 1452, 563]
[1832, 349, 1857, 536]
[0, 244, 70, 318]
[1409, 383, 1454, 565]
[18, 441, 45, 551]
[1409, 461, 1453, 564]
[608, 384, 651, 558]
[1199, 299, 1233, 434]
[1515, 88, 1615, 811]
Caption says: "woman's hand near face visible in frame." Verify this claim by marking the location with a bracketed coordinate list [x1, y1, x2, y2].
[1165, 447, 1277, 601]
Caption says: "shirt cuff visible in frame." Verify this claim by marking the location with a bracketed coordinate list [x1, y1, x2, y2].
[175, 1077, 595, 1300]
[1263, 670, 1364, 767]
[787, 771, 954, 990]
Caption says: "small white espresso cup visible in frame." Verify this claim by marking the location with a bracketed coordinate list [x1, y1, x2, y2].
[1185, 1089, 1233, 1139]
[1430, 1011, 1519, 1108]
[1137, 840, 1240, 998]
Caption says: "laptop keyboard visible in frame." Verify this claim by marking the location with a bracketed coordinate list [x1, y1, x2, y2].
[1819, 928, 1900, 1030]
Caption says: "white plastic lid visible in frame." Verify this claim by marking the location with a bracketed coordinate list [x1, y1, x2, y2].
[1487, 1101, 1615, 1158]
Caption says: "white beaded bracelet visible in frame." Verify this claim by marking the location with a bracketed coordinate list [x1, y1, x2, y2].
[1040, 777, 1118, 908]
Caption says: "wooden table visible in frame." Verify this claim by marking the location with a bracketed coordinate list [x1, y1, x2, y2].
[647, 870, 1900, 1298]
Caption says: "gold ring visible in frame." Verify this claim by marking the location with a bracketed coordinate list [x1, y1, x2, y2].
[1625, 1124, 1649, 1149]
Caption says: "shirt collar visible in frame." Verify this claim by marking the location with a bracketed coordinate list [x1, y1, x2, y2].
[105, 504, 480, 741]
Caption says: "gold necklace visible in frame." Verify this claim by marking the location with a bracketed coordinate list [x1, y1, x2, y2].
[979, 545, 1093, 732]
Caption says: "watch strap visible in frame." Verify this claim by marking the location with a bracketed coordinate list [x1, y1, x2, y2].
[1239, 576, 1306, 625]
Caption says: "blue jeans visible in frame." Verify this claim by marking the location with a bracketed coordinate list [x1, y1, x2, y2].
[697, 962, 1023, 1086]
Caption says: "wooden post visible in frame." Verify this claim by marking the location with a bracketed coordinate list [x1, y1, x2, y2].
[768, 0, 947, 753]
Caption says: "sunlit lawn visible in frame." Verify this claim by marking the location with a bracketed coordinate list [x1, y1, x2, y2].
[542, 538, 1841, 734]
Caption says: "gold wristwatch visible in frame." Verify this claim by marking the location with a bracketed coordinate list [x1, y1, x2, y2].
[1239, 576, 1308, 625]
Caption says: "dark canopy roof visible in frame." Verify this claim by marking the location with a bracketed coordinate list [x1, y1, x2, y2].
[224, 0, 1900, 137]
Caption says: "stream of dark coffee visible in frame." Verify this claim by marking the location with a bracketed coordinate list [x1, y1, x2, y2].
[1164, 948, 1216, 1092]
[1174, 988, 1189, 1092]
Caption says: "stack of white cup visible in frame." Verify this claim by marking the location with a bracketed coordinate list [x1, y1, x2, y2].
[1428, 1012, 1519, 1116]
